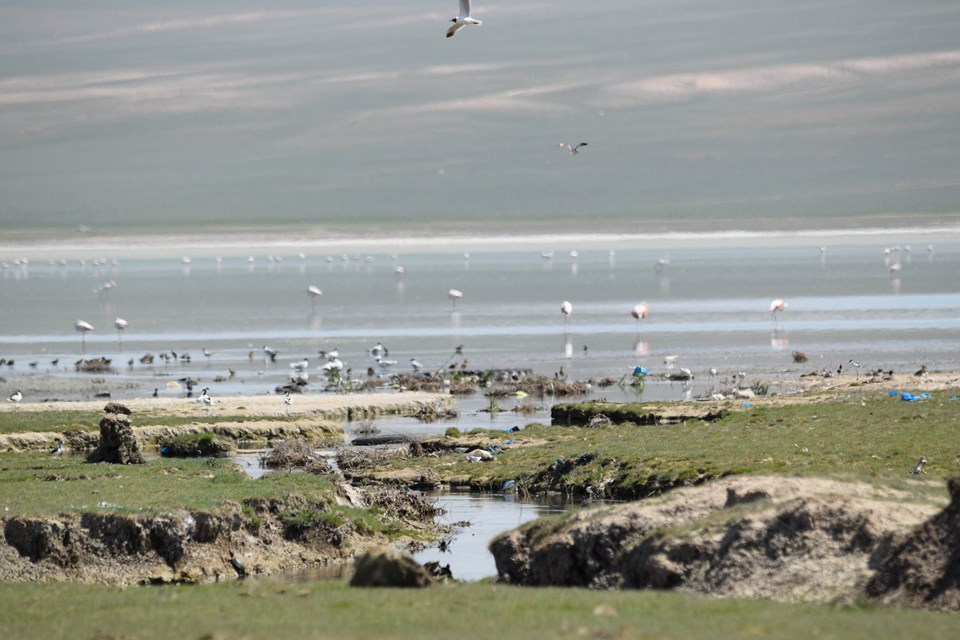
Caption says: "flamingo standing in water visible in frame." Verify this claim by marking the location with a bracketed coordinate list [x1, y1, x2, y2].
[75, 319, 94, 352]
[448, 288, 464, 310]
[630, 302, 649, 333]
[770, 299, 787, 326]
[560, 301, 573, 334]
[114, 317, 128, 350]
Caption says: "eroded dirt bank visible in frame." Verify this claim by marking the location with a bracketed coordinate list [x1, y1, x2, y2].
[491, 474, 960, 611]
[0, 484, 439, 586]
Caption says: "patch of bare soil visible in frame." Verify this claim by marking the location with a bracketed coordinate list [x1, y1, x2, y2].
[491, 474, 958, 609]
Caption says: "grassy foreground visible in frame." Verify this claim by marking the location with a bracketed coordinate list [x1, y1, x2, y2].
[1, 580, 959, 640]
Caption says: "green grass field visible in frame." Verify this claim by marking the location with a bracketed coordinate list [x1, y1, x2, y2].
[1, 580, 958, 640]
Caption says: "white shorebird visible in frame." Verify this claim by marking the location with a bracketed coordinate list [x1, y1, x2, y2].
[284, 392, 293, 416]
[410, 358, 424, 372]
[369, 342, 386, 359]
[446, 0, 482, 38]
[51, 438, 64, 455]
[290, 358, 309, 373]
[7, 389, 22, 405]
[263, 345, 278, 362]
[448, 288, 464, 310]
[559, 142, 588, 156]
[76, 319, 95, 352]
[114, 317, 128, 350]
[322, 358, 344, 373]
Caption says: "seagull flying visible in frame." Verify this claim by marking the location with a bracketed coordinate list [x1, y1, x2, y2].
[447, 0, 482, 38]
[559, 142, 588, 156]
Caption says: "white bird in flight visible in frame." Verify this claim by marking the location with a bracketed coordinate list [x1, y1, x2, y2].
[447, 0, 482, 38]
[559, 142, 588, 156]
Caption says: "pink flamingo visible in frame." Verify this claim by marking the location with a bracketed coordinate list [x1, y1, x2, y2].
[770, 299, 787, 325]
[114, 317, 128, 350]
[630, 302, 649, 333]
[560, 301, 573, 334]
[75, 319, 94, 352]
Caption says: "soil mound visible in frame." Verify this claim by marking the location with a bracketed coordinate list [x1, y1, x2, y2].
[86, 402, 145, 464]
[491, 475, 947, 606]
[865, 475, 960, 611]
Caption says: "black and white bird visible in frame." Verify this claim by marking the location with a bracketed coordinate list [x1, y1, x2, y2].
[559, 142, 588, 156]
[197, 387, 215, 411]
[51, 438, 64, 455]
[284, 392, 293, 415]
[410, 358, 424, 372]
[262, 345, 278, 362]
[909, 457, 928, 475]
[446, 0, 482, 38]
[6, 389, 22, 404]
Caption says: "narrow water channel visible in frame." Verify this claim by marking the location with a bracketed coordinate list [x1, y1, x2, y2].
[413, 491, 569, 582]
[231, 452, 570, 582]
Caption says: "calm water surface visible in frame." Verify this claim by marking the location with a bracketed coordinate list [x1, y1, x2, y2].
[2, 242, 959, 403]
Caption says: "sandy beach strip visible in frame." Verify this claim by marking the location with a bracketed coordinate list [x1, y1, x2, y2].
[0, 391, 450, 419]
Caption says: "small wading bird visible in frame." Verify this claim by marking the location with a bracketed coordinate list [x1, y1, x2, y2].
[284, 392, 293, 416]
[262, 345, 278, 362]
[910, 457, 928, 475]
[197, 387, 215, 412]
[559, 142, 588, 156]
[446, 0, 482, 38]
[7, 389, 22, 405]
[51, 438, 64, 456]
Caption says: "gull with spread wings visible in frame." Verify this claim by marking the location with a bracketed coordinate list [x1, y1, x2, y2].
[447, 0, 482, 38]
